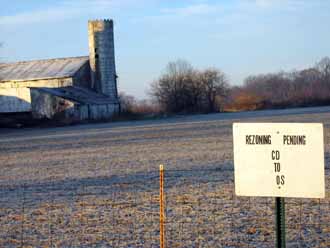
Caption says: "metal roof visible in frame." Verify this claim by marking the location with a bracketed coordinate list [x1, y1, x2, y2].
[31, 86, 119, 105]
[0, 56, 89, 82]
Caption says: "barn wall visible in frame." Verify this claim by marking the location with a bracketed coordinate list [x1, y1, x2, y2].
[30, 89, 77, 120]
[87, 103, 119, 120]
[0, 88, 31, 113]
[0, 78, 73, 113]
[72, 62, 92, 89]
[0, 78, 73, 89]
[30, 88, 119, 121]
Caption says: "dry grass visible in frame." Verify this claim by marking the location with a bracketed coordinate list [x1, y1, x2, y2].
[1, 109, 330, 247]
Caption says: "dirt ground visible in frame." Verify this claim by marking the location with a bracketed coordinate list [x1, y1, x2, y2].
[1, 107, 330, 247]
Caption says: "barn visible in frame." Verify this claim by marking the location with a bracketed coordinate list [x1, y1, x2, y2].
[0, 19, 120, 122]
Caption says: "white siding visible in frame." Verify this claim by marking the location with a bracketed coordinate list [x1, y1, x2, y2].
[0, 88, 31, 112]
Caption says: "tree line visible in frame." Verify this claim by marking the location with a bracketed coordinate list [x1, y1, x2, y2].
[227, 57, 330, 111]
[120, 57, 330, 115]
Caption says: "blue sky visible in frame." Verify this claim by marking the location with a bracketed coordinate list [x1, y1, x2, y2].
[1, 0, 330, 99]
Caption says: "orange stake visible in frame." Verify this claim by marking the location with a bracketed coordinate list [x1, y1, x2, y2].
[159, 164, 165, 248]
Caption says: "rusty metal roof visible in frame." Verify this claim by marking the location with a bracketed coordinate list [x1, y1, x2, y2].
[0, 56, 89, 82]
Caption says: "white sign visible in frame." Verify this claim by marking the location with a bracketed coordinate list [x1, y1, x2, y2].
[233, 123, 325, 198]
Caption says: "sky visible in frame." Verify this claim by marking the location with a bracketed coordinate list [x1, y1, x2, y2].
[1, 0, 330, 99]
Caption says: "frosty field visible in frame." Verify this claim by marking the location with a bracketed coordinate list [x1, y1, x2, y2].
[1, 107, 330, 247]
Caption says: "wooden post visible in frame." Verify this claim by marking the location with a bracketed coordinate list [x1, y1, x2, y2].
[159, 164, 165, 248]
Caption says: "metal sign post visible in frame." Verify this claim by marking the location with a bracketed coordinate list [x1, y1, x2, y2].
[275, 197, 286, 248]
[159, 164, 165, 248]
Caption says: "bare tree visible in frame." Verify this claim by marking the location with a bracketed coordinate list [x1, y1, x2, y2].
[150, 60, 229, 114]
[0, 42, 3, 61]
[150, 59, 196, 113]
[119, 92, 136, 113]
[316, 57, 330, 84]
[199, 69, 229, 112]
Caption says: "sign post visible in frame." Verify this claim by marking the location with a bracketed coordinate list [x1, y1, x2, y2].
[233, 123, 325, 247]
[159, 164, 165, 248]
[275, 197, 285, 248]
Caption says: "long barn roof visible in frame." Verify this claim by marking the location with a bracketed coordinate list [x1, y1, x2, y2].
[0, 56, 89, 82]
[32, 86, 118, 105]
